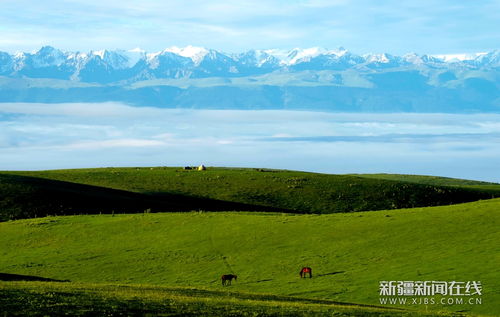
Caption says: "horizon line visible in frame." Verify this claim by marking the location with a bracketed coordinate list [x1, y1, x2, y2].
[2, 44, 497, 58]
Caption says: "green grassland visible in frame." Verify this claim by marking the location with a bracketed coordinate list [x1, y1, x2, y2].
[353, 174, 500, 193]
[0, 172, 284, 221]
[1, 168, 499, 315]
[2, 167, 500, 221]
[1, 197, 499, 316]
[0, 282, 424, 317]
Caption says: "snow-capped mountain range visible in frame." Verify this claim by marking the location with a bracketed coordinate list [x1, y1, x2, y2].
[1, 46, 498, 83]
[0, 46, 498, 112]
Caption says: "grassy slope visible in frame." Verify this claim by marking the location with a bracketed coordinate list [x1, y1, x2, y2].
[0, 282, 422, 317]
[0, 173, 286, 221]
[1, 198, 498, 315]
[353, 174, 500, 193]
[2, 167, 499, 220]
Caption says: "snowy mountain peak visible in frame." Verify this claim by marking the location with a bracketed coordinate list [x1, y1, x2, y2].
[285, 47, 329, 65]
[163, 45, 209, 65]
[402, 53, 442, 65]
[261, 47, 350, 65]
[234, 50, 280, 68]
[91, 49, 108, 60]
[37, 46, 60, 55]
[364, 53, 395, 64]
[32, 46, 66, 67]
[432, 52, 488, 62]
[119, 49, 146, 68]
[88, 50, 131, 69]
[474, 50, 500, 66]
[1, 46, 498, 82]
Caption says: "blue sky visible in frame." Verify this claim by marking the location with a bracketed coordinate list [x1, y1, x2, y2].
[0, 0, 498, 54]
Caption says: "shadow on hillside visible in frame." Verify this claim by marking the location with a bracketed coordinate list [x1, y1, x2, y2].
[238, 279, 274, 285]
[0, 273, 69, 282]
[0, 173, 299, 221]
[316, 271, 345, 277]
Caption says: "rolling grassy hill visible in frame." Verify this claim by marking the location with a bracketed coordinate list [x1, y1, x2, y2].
[2, 167, 499, 221]
[1, 198, 499, 316]
[353, 174, 500, 193]
[0, 173, 287, 221]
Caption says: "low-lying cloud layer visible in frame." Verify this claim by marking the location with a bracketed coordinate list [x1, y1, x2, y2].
[1, 102, 499, 182]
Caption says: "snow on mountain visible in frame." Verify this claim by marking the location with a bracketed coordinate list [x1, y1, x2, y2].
[432, 52, 488, 62]
[91, 49, 107, 60]
[286, 48, 362, 71]
[474, 50, 500, 67]
[260, 49, 290, 65]
[192, 49, 240, 76]
[31, 46, 66, 67]
[364, 53, 394, 64]
[124, 48, 146, 66]
[234, 50, 280, 68]
[10, 46, 67, 69]
[0, 46, 498, 82]
[146, 50, 191, 69]
[360, 53, 406, 70]
[163, 45, 209, 65]
[286, 47, 328, 64]
[429, 51, 500, 69]
[11, 52, 27, 70]
[89, 49, 132, 70]
[0, 46, 497, 112]
[261, 47, 348, 66]
[403, 53, 435, 65]
[0, 51, 13, 74]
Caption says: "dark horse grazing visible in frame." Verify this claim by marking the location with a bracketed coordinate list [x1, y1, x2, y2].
[299, 267, 312, 278]
[221, 274, 237, 286]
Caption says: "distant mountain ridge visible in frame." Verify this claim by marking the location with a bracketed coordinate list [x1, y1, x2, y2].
[0, 46, 498, 112]
[2, 46, 499, 82]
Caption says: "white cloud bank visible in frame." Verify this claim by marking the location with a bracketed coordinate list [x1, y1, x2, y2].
[1, 102, 500, 182]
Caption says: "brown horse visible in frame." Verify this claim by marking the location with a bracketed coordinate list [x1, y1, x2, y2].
[221, 274, 237, 286]
[299, 267, 312, 278]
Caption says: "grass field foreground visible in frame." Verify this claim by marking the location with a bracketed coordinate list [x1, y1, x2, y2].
[0, 281, 438, 316]
[1, 198, 499, 315]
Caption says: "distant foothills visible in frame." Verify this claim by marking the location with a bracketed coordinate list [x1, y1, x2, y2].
[0, 46, 498, 112]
